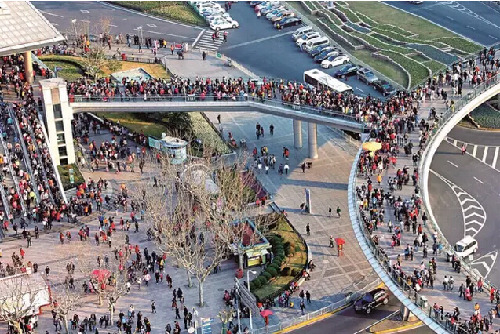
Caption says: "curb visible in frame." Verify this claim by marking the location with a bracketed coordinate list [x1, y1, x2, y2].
[370, 321, 423, 334]
[275, 302, 352, 333]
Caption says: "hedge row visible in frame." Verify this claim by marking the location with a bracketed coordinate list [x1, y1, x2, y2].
[469, 104, 500, 129]
[351, 31, 413, 55]
[334, 3, 360, 24]
[319, 18, 361, 48]
[355, 12, 378, 28]
[249, 234, 288, 291]
[433, 37, 482, 54]
[423, 60, 447, 75]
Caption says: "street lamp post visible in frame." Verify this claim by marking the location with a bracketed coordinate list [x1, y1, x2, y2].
[247, 270, 257, 332]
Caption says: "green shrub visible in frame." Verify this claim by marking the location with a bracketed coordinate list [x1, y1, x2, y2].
[276, 250, 285, 258]
[291, 269, 300, 277]
[283, 241, 290, 251]
[267, 267, 278, 278]
[257, 276, 268, 286]
[281, 267, 291, 276]
[252, 279, 261, 290]
[295, 244, 302, 253]
[268, 263, 279, 271]
[262, 272, 272, 281]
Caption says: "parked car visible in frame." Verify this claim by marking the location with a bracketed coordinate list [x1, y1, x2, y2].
[276, 17, 302, 29]
[314, 49, 341, 63]
[373, 80, 396, 96]
[261, 4, 284, 15]
[321, 55, 349, 68]
[295, 31, 320, 46]
[266, 8, 285, 20]
[309, 45, 334, 57]
[250, 1, 264, 7]
[293, 26, 313, 40]
[210, 18, 239, 31]
[354, 288, 389, 314]
[206, 12, 232, 22]
[271, 10, 295, 22]
[334, 64, 359, 77]
[357, 67, 379, 84]
[454, 236, 478, 258]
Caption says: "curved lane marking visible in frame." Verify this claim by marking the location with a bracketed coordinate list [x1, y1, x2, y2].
[446, 136, 500, 171]
[430, 169, 487, 239]
[471, 251, 498, 279]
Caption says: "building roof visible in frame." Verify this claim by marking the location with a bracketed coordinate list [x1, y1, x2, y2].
[0, 1, 65, 56]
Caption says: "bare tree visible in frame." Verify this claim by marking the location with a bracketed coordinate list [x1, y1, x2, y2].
[73, 237, 133, 321]
[132, 153, 258, 306]
[0, 273, 48, 334]
[50, 277, 83, 334]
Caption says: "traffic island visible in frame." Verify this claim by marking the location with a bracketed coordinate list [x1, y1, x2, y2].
[369, 311, 423, 334]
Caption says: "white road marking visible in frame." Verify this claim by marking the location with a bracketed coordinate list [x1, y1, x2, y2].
[493, 147, 499, 168]
[445, 15, 455, 21]
[472, 145, 477, 157]
[123, 18, 127, 20]
[471, 251, 498, 279]
[80, 20, 90, 23]
[467, 25, 476, 30]
[453, 139, 458, 146]
[192, 29, 205, 48]
[52, 23, 59, 26]
[489, 34, 497, 39]
[431, 169, 487, 238]
[447, 160, 458, 168]
[356, 87, 364, 92]
[473, 176, 484, 184]
[167, 33, 189, 39]
[147, 31, 162, 35]
[223, 31, 296, 50]
[147, 23, 157, 28]
[482, 146, 488, 163]
[80, 9, 89, 14]
[109, 24, 117, 28]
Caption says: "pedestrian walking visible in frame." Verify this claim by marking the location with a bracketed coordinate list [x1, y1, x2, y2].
[336, 206, 341, 217]
[461, 144, 466, 155]
[300, 300, 305, 315]
[306, 223, 310, 236]
[151, 300, 156, 313]
[306, 291, 311, 303]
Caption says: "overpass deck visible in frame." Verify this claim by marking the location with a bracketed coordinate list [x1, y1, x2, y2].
[69, 95, 369, 133]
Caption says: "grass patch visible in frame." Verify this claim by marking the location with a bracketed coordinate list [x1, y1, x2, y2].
[351, 31, 413, 55]
[379, 50, 429, 88]
[409, 54, 430, 62]
[57, 164, 85, 190]
[113, 1, 206, 27]
[39, 55, 169, 80]
[351, 49, 409, 88]
[433, 37, 482, 54]
[252, 216, 307, 301]
[469, 103, 500, 129]
[424, 60, 447, 75]
[190, 112, 231, 155]
[334, 2, 360, 23]
[95, 113, 168, 138]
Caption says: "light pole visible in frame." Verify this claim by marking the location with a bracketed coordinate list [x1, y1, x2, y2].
[137, 26, 143, 45]
[247, 270, 257, 332]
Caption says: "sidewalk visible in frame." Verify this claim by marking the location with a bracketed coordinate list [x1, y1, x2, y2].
[355, 74, 496, 328]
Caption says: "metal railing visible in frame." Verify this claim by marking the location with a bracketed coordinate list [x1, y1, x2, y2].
[69, 94, 363, 123]
[351, 72, 500, 333]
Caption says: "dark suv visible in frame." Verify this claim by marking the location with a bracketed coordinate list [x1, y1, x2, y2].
[354, 288, 389, 314]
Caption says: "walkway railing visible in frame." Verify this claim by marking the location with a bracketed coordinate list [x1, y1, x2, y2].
[69, 94, 363, 124]
[351, 73, 500, 333]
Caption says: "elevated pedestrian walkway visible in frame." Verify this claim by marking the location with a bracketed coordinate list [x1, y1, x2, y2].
[69, 95, 369, 133]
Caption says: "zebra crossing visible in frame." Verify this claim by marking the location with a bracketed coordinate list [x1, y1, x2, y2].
[445, 137, 500, 171]
[193, 29, 225, 51]
[430, 169, 487, 238]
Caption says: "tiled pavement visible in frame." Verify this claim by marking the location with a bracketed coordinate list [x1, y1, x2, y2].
[355, 74, 497, 327]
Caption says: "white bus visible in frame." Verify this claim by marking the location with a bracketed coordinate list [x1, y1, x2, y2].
[303, 69, 353, 94]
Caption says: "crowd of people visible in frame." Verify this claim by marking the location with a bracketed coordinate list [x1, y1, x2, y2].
[354, 46, 500, 334]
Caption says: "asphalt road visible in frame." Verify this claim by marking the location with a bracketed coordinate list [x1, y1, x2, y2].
[219, 3, 385, 98]
[33, 1, 202, 43]
[388, 1, 500, 47]
[291, 291, 400, 334]
[448, 125, 500, 146]
[429, 126, 500, 285]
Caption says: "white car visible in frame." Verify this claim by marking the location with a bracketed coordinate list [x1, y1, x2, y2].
[266, 8, 284, 20]
[206, 12, 232, 22]
[197, 2, 224, 13]
[210, 18, 240, 31]
[295, 32, 320, 46]
[321, 55, 350, 68]
[293, 26, 313, 40]
[454, 236, 478, 258]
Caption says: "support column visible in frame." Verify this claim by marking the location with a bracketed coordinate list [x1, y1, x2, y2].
[308, 122, 318, 159]
[293, 119, 302, 149]
[23, 51, 33, 84]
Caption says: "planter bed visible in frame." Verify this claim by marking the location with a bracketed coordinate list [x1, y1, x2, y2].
[379, 50, 430, 88]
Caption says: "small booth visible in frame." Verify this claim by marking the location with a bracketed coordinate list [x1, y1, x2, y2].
[231, 219, 271, 268]
[148, 134, 188, 165]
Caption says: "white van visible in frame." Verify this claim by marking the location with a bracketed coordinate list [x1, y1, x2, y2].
[454, 236, 478, 258]
[293, 26, 313, 40]
[303, 37, 330, 52]
[197, 2, 224, 13]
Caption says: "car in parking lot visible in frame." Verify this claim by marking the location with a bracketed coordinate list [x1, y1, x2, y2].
[276, 17, 302, 29]
[205, 12, 232, 22]
[266, 8, 285, 20]
[321, 55, 349, 68]
[314, 49, 341, 63]
[334, 64, 359, 78]
[373, 80, 396, 96]
[293, 26, 313, 40]
[295, 31, 320, 46]
[250, 1, 264, 6]
[210, 18, 240, 31]
[309, 45, 334, 57]
[354, 288, 389, 314]
[357, 67, 379, 84]
[261, 4, 285, 15]
[271, 10, 295, 22]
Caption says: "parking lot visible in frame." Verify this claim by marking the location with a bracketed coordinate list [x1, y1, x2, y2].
[219, 2, 386, 98]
